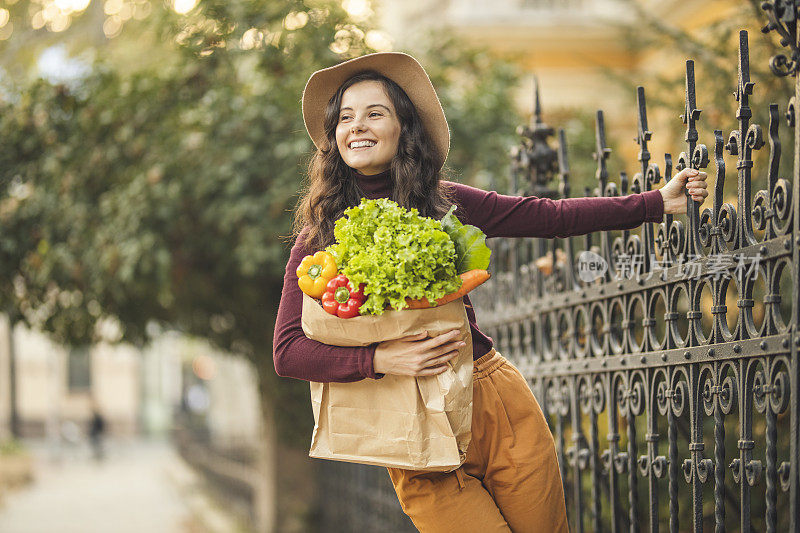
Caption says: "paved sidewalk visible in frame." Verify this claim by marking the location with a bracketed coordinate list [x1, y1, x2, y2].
[0, 438, 213, 533]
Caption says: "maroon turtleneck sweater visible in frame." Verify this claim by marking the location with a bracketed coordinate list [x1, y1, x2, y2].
[273, 170, 664, 383]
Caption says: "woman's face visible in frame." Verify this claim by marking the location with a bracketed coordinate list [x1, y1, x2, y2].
[335, 80, 401, 176]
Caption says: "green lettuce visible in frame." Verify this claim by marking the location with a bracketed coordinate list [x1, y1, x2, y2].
[326, 198, 461, 315]
[441, 205, 492, 273]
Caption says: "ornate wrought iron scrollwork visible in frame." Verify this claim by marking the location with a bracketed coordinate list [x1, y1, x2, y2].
[475, 26, 796, 524]
[761, 0, 800, 76]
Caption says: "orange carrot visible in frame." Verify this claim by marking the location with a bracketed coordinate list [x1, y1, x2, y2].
[404, 270, 491, 309]
[436, 269, 490, 306]
[404, 296, 434, 309]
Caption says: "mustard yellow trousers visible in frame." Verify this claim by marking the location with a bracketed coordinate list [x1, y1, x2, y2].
[387, 349, 569, 532]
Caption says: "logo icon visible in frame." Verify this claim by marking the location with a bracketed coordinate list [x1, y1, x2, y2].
[577, 251, 608, 282]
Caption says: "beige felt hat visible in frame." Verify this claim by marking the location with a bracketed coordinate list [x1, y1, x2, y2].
[301, 52, 450, 170]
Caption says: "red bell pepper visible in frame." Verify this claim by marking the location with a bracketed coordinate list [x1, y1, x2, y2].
[322, 275, 366, 318]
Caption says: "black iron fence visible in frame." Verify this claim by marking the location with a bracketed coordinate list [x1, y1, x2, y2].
[172, 416, 261, 530]
[315, 459, 416, 532]
[315, 3, 800, 532]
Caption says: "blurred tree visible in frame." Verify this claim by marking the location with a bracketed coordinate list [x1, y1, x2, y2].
[415, 32, 523, 189]
[0, 0, 522, 529]
[610, 0, 793, 183]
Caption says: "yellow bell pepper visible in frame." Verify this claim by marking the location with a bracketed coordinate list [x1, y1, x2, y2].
[296, 251, 338, 298]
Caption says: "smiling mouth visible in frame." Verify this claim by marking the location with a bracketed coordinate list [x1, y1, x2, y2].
[349, 140, 377, 150]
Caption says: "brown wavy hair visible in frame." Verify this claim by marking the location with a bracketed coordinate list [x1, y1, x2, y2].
[293, 70, 454, 252]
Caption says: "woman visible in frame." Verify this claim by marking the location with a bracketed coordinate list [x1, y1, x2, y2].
[273, 52, 707, 532]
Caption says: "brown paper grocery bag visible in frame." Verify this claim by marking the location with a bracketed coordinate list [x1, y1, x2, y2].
[301, 293, 473, 472]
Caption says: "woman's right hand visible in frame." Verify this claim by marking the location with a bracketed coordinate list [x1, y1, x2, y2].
[373, 329, 466, 377]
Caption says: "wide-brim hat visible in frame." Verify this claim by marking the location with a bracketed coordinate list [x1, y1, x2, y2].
[301, 52, 450, 170]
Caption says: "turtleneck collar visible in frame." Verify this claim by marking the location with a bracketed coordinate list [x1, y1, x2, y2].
[353, 168, 393, 199]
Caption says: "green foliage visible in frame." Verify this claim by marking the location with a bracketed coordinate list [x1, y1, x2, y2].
[0, 0, 372, 450]
[411, 32, 524, 187]
[1, 0, 366, 347]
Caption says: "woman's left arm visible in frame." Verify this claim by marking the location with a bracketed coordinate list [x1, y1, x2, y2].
[449, 168, 708, 239]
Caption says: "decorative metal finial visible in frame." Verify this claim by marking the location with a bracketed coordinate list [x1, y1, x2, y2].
[634, 86, 658, 270]
[679, 60, 706, 258]
[727, 30, 762, 249]
[761, 0, 799, 76]
[593, 110, 611, 195]
[635, 86, 652, 170]
[533, 75, 543, 127]
[514, 75, 559, 198]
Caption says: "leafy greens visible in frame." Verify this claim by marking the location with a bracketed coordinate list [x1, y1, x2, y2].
[326, 198, 490, 315]
[441, 205, 491, 273]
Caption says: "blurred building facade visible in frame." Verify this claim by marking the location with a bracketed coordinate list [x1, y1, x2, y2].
[0, 323, 153, 439]
[379, 0, 739, 163]
[382, 0, 634, 110]
[0, 318, 261, 447]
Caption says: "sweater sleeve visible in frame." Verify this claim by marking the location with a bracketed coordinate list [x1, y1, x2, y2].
[272, 230, 382, 383]
[447, 181, 664, 239]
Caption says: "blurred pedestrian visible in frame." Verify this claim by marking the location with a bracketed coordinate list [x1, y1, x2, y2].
[88, 401, 106, 461]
